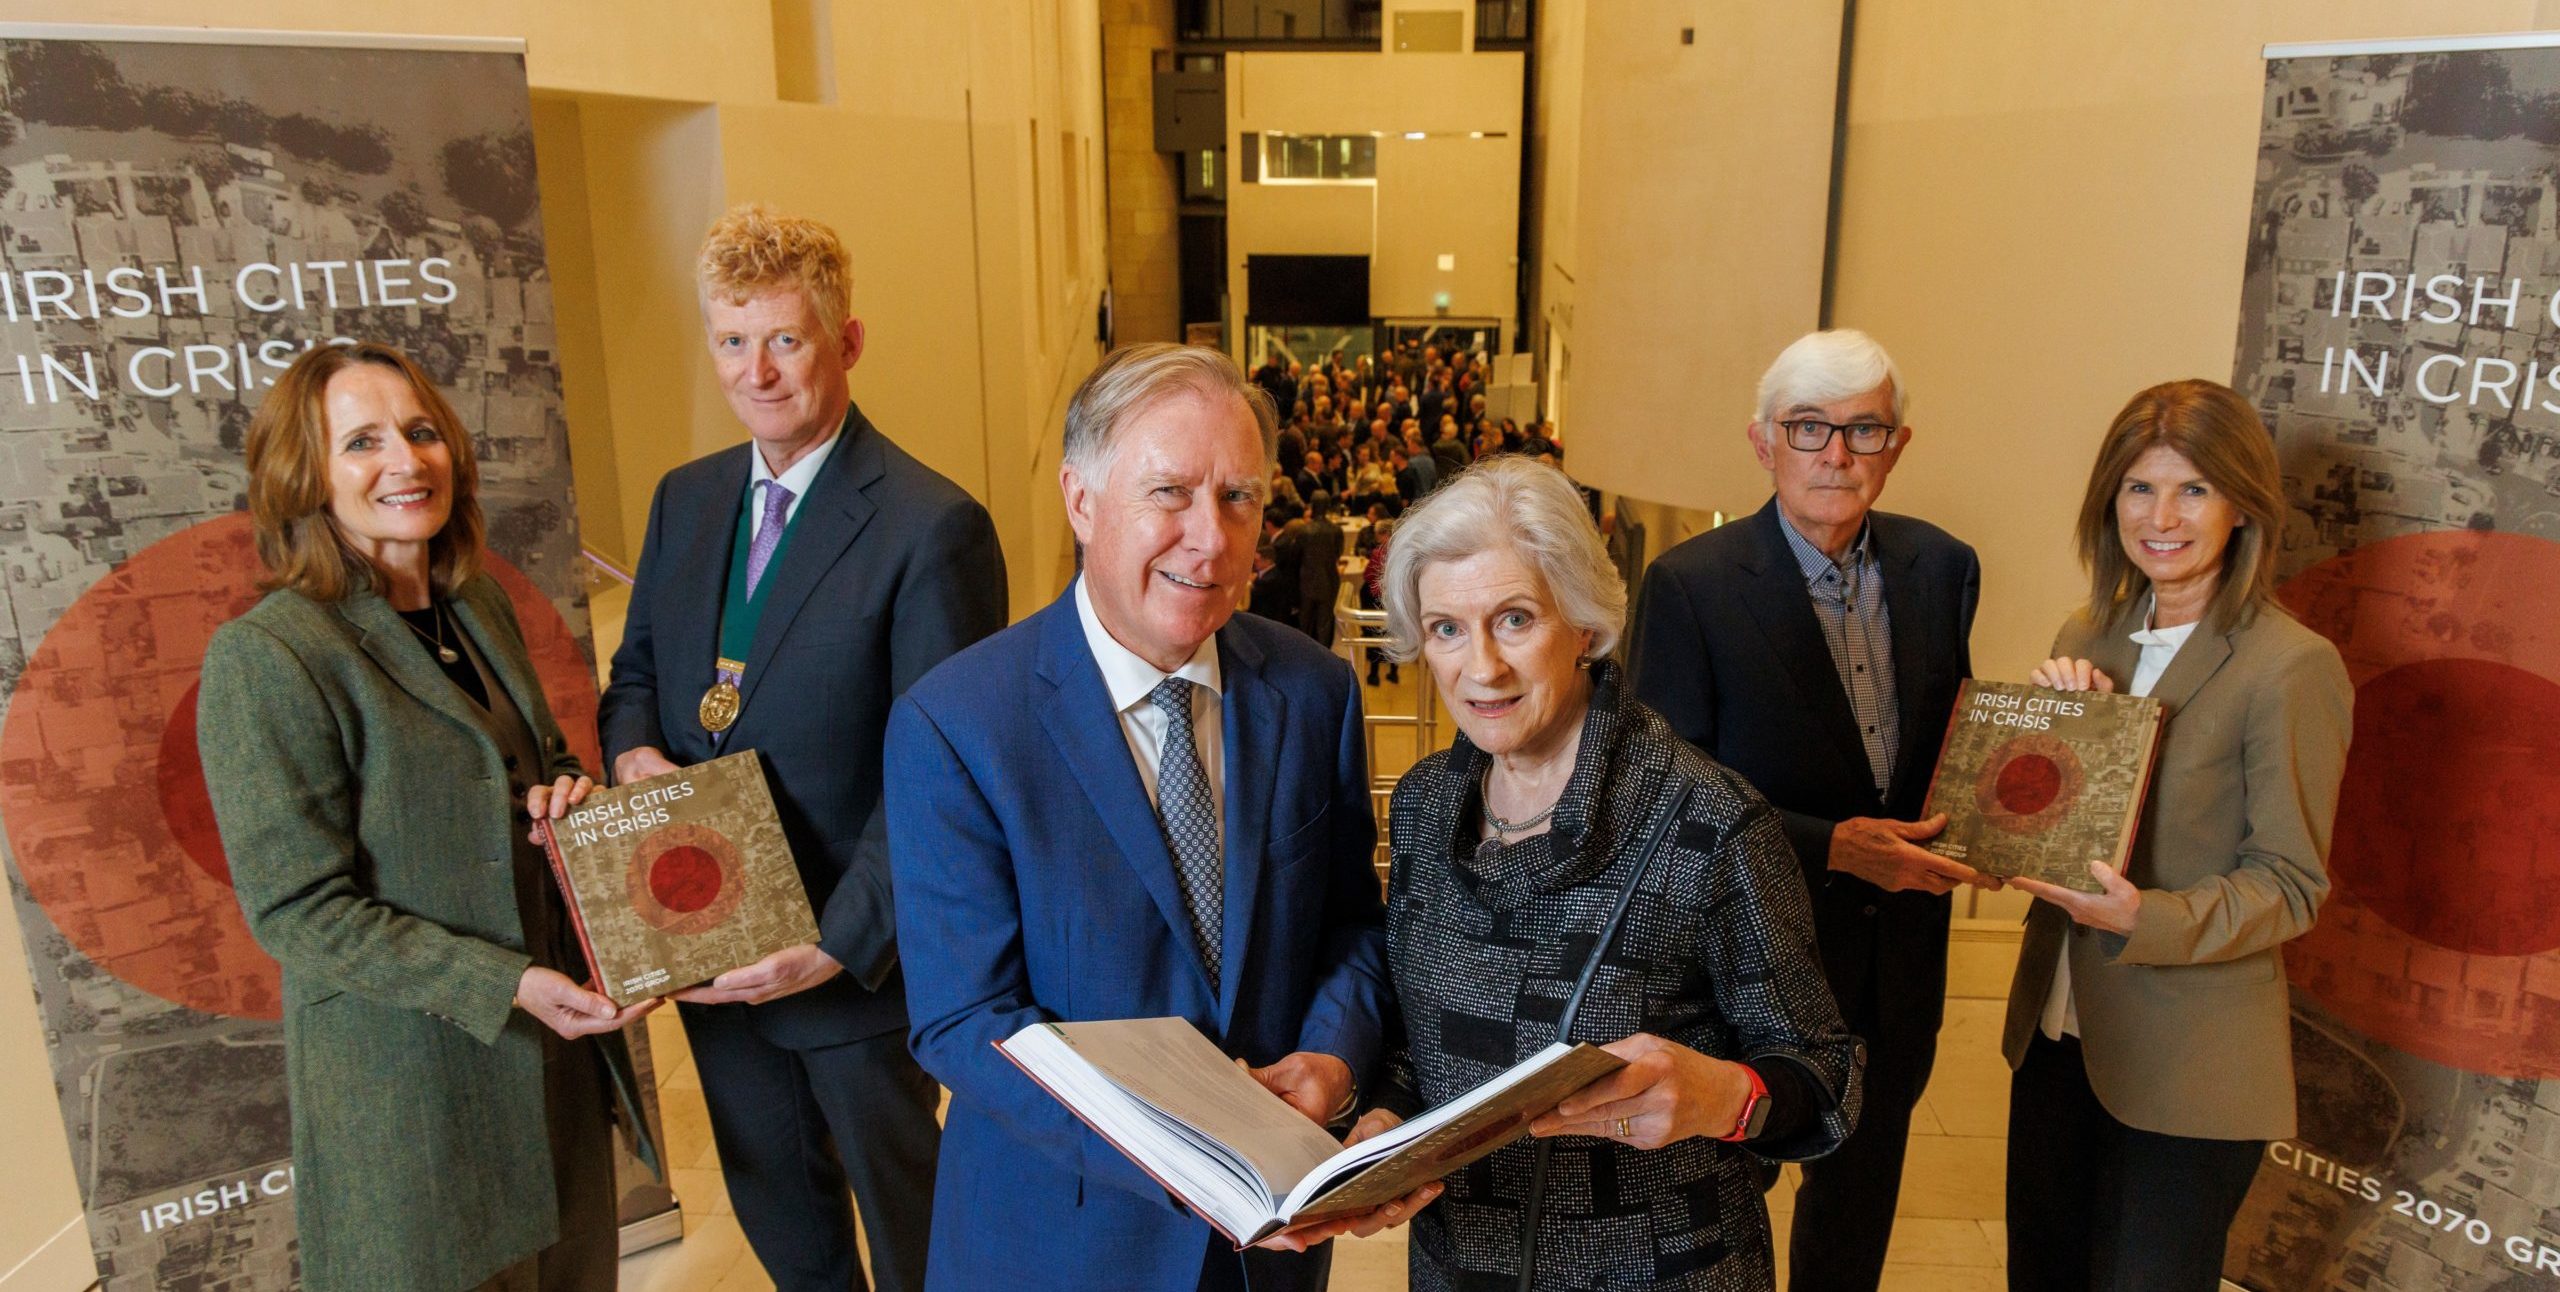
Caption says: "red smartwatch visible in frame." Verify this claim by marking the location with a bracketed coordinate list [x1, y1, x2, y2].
[1718, 1063, 1772, 1143]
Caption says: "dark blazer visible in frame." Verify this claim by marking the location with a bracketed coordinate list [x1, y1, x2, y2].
[599, 405, 1006, 1047]
[1275, 515, 1345, 602]
[2003, 601, 2348, 1141]
[886, 592, 1391, 1292]
[199, 577, 656, 1292]
[1628, 498, 1980, 1021]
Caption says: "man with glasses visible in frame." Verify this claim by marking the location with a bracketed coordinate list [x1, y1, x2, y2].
[1628, 328, 1986, 1292]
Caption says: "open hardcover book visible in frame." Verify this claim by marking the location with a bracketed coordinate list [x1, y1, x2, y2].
[999, 1016, 1623, 1248]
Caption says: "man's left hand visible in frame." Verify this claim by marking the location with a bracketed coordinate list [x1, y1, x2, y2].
[670, 943, 843, 1005]
[1248, 1051, 1355, 1125]
[2010, 860, 2143, 936]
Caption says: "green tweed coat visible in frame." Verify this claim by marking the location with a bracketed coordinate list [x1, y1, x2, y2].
[198, 574, 658, 1292]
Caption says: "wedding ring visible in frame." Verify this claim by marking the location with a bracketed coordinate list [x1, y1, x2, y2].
[1613, 1117, 1631, 1138]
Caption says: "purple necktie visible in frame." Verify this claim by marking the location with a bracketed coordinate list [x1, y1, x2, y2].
[747, 480, 795, 597]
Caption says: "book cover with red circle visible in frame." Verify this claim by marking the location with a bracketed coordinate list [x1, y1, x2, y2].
[1918, 679, 2165, 893]
[538, 750, 817, 1005]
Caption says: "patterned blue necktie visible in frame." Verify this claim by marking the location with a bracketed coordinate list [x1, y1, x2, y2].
[1149, 676, 1223, 990]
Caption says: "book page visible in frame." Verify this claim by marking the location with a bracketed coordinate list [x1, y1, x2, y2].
[1042, 1018, 1344, 1200]
[1280, 1041, 1623, 1222]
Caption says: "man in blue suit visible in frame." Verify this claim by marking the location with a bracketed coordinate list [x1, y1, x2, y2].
[887, 344, 1413, 1292]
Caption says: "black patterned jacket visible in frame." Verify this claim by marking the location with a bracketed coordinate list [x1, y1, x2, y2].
[1377, 663, 1862, 1291]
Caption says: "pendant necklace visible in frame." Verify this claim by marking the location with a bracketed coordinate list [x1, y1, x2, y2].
[1477, 764, 1559, 857]
[403, 601, 462, 664]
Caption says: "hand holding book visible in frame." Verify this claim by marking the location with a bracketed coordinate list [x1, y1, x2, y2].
[668, 942, 843, 1005]
[1528, 1032, 1755, 1148]
[2001, 654, 2147, 932]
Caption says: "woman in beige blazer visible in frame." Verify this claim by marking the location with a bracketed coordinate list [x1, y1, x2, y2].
[2001, 379, 2351, 1292]
[198, 342, 658, 1292]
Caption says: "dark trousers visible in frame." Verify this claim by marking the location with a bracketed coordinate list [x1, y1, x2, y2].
[2006, 1033, 2263, 1292]
[682, 1007, 943, 1292]
[1198, 1234, 1330, 1291]
[1787, 898, 1941, 1292]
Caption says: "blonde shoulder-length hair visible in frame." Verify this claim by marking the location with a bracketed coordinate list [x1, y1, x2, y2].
[2075, 378, 2284, 632]
[245, 341, 484, 601]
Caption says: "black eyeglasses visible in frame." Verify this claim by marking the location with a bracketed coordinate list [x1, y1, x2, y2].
[1778, 419, 1897, 455]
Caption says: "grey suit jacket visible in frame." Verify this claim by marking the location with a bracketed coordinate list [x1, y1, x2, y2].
[2001, 598, 2352, 1141]
[199, 576, 655, 1292]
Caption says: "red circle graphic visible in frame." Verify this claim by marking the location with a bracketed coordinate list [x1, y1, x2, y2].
[2327, 657, 2560, 958]
[648, 846, 725, 914]
[1994, 753, 2065, 818]
[0, 512, 606, 1021]
[625, 822, 745, 937]
[1973, 732, 2081, 837]
[2278, 529, 2560, 1078]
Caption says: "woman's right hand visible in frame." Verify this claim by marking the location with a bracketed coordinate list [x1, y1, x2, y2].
[515, 965, 658, 1039]
[2029, 657, 2116, 693]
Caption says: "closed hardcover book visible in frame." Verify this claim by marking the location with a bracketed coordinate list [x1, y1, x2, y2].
[538, 750, 817, 1005]
[1919, 680, 2165, 894]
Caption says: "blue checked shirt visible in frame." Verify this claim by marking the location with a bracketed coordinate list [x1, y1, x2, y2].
[1779, 514, 1898, 796]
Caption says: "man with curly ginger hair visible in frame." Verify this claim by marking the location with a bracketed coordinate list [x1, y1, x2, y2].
[600, 204, 1006, 1292]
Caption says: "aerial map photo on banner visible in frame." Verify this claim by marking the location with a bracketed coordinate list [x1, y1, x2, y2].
[0, 27, 673, 1289]
[2232, 31, 2560, 1291]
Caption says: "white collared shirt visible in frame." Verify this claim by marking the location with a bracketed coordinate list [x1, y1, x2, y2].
[2041, 598, 2200, 1041]
[746, 427, 842, 540]
[1073, 576, 1226, 837]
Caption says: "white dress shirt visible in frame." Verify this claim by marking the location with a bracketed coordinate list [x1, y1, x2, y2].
[2040, 599, 2198, 1041]
[1073, 576, 1226, 840]
[746, 426, 841, 539]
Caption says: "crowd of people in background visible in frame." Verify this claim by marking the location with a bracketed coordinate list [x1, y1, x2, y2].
[1247, 338, 1595, 663]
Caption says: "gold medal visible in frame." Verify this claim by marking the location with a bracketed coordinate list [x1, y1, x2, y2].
[700, 657, 745, 733]
[699, 681, 740, 733]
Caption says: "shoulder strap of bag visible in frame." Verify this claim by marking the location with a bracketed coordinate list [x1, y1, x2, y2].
[1517, 778, 1696, 1292]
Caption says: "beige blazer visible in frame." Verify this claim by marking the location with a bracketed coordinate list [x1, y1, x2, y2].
[2000, 598, 2352, 1141]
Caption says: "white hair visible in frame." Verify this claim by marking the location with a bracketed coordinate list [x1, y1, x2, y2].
[1754, 328, 1908, 425]
[1378, 456, 1625, 664]
[1064, 342, 1277, 478]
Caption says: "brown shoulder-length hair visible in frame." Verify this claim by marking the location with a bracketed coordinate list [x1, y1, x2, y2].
[2074, 378, 2284, 633]
[245, 341, 483, 601]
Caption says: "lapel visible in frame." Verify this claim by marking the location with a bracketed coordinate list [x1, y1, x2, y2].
[666, 448, 748, 733]
[1032, 596, 1217, 1003]
[2144, 609, 2236, 721]
[1736, 499, 1872, 799]
[449, 582, 549, 745]
[1214, 622, 1281, 1030]
[1877, 521, 1939, 803]
[337, 590, 491, 745]
[2079, 601, 2145, 699]
[735, 408, 885, 723]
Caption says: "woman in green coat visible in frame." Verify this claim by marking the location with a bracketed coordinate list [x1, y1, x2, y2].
[199, 341, 659, 1292]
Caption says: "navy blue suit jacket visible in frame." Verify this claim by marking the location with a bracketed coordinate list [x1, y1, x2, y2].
[887, 593, 1389, 1292]
[599, 406, 1006, 1047]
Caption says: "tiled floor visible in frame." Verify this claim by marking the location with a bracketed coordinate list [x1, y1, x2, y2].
[599, 597, 2026, 1290]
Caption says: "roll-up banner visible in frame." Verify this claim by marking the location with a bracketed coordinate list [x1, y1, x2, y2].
[2231, 30, 2560, 1290]
[0, 25, 677, 1288]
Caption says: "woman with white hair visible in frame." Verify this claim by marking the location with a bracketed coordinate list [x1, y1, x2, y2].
[1346, 457, 1863, 1291]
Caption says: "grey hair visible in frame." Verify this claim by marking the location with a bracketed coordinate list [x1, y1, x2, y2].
[1378, 456, 1625, 664]
[1754, 328, 1908, 426]
[1063, 342, 1277, 477]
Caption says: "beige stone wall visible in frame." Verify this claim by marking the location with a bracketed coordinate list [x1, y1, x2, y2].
[1102, 0, 1183, 345]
